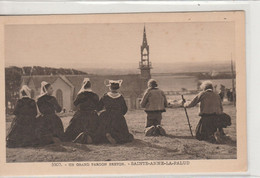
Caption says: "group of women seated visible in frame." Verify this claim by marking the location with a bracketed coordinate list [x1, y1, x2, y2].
[6, 78, 134, 148]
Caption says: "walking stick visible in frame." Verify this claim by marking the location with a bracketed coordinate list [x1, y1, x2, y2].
[181, 95, 194, 137]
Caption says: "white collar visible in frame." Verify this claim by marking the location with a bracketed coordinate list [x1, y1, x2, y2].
[107, 92, 121, 99]
[37, 93, 48, 99]
[206, 89, 213, 92]
[78, 88, 92, 95]
[148, 87, 158, 89]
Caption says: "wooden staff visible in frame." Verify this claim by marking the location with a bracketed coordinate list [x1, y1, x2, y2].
[181, 95, 194, 137]
[231, 55, 236, 106]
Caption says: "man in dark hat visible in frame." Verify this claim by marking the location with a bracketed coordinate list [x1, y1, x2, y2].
[140, 79, 168, 136]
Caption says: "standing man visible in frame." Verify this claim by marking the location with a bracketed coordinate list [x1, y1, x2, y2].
[183, 81, 231, 143]
[140, 79, 168, 136]
[219, 84, 225, 101]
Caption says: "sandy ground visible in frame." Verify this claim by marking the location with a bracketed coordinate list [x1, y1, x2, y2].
[6, 105, 236, 162]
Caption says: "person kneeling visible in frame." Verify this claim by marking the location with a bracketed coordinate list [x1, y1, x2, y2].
[64, 78, 99, 144]
[183, 81, 231, 144]
[140, 79, 168, 136]
[6, 85, 38, 148]
[94, 80, 134, 144]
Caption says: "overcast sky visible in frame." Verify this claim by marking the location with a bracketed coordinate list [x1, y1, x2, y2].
[5, 22, 235, 69]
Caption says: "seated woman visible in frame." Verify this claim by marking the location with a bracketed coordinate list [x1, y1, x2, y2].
[6, 85, 37, 148]
[95, 80, 134, 144]
[65, 78, 99, 144]
[183, 81, 231, 143]
[35, 81, 64, 145]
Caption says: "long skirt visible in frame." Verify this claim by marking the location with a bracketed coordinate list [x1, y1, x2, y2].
[195, 113, 231, 141]
[35, 114, 64, 145]
[6, 115, 36, 148]
[95, 111, 134, 144]
[64, 110, 98, 142]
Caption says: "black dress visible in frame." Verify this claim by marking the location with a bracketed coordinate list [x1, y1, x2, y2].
[64, 91, 99, 141]
[195, 113, 231, 141]
[6, 98, 37, 148]
[95, 93, 134, 144]
[36, 95, 64, 145]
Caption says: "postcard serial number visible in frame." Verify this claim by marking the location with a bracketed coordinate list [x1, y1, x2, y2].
[52, 163, 62, 167]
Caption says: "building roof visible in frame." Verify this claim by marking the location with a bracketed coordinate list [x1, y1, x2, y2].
[65, 74, 143, 98]
[22, 75, 59, 90]
[22, 74, 145, 99]
[59, 75, 75, 89]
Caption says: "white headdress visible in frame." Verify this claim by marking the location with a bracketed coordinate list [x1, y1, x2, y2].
[19, 85, 31, 98]
[78, 78, 92, 95]
[105, 79, 123, 87]
[38, 81, 50, 98]
[105, 79, 123, 98]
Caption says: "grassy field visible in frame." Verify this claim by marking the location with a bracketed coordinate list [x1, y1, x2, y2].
[6, 105, 236, 162]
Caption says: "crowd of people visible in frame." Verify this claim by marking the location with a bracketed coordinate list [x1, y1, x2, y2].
[6, 78, 232, 148]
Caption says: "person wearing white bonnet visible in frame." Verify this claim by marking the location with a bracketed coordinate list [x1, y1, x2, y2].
[38, 81, 50, 98]
[140, 79, 168, 137]
[6, 85, 38, 148]
[94, 79, 134, 144]
[77, 78, 92, 95]
[183, 80, 231, 143]
[105, 79, 123, 98]
[65, 78, 99, 144]
[19, 85, 32, 98]
[35, 81, 64, 145]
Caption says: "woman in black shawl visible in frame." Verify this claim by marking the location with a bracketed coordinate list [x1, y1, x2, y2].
[95, 80, 134, 144]
[35, 81, 64, 145]
[6, 85, 37, 148]
[65, 78, 99, 143]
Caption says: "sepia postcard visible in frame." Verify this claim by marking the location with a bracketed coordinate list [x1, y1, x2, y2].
[0, 11, 246, 176]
